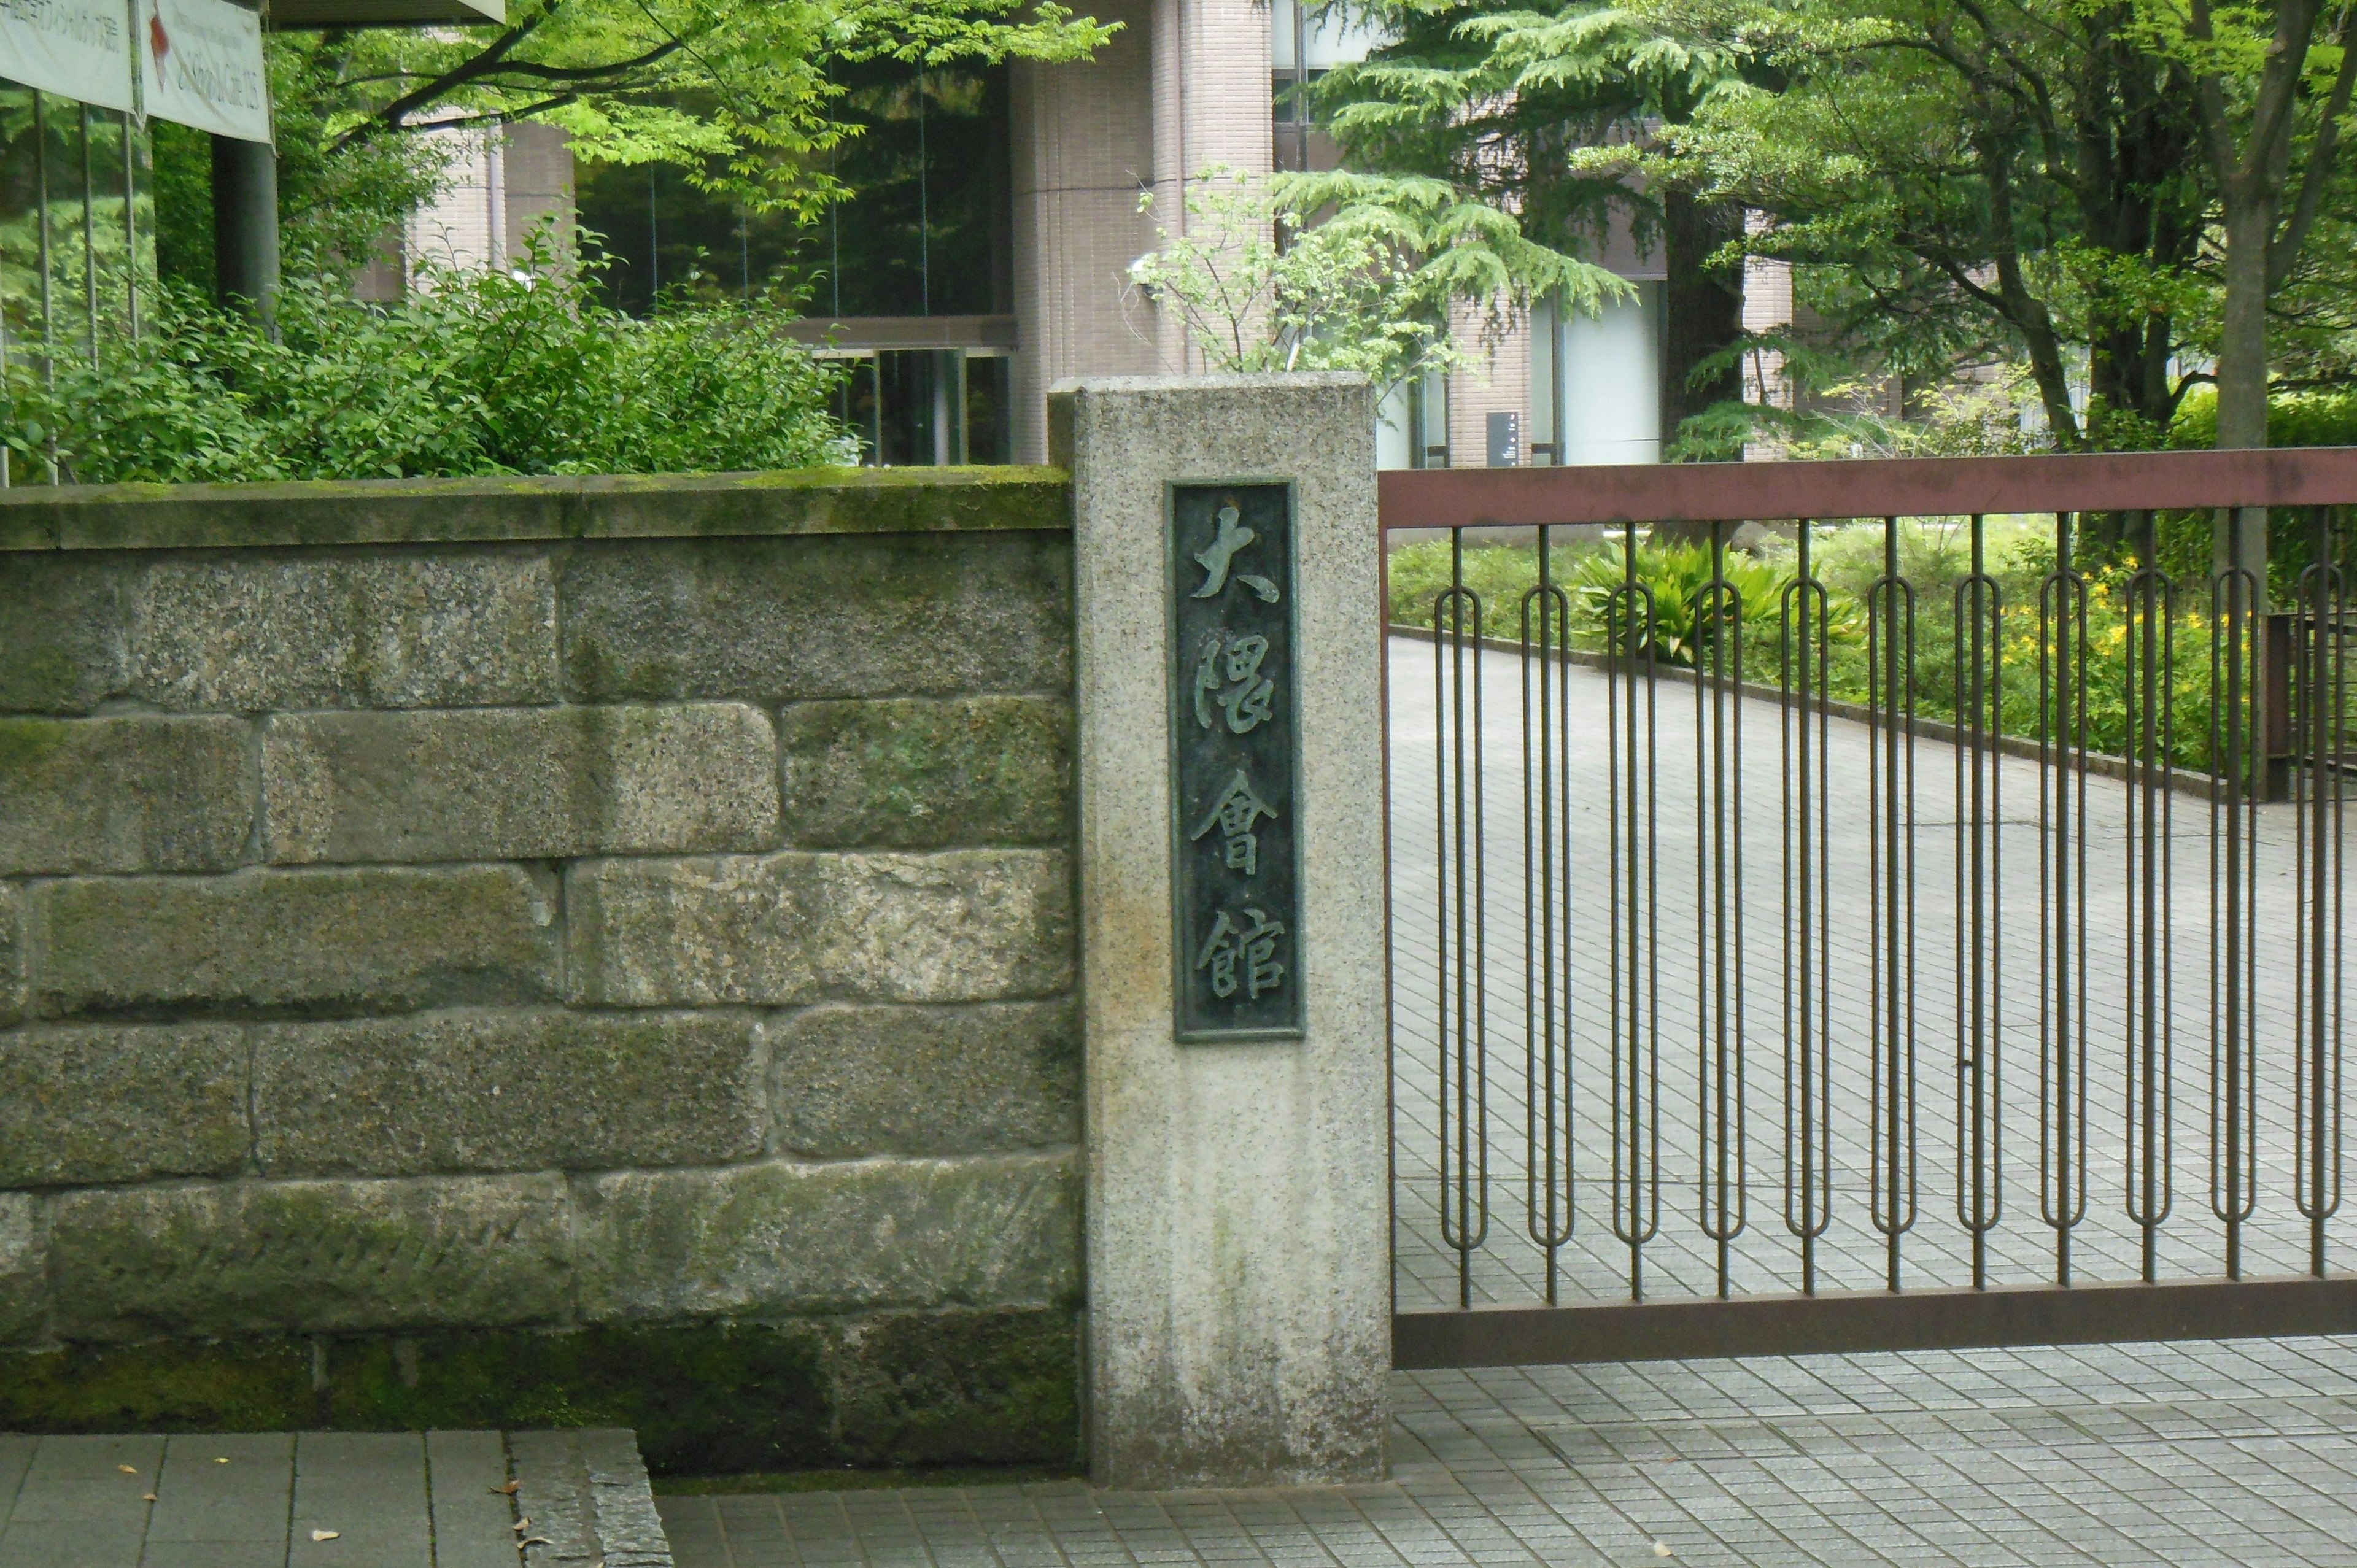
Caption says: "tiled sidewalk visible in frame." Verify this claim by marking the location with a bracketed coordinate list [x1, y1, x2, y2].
[658, 1335, 2357, 1567]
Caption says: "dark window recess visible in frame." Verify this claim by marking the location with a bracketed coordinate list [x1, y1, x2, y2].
[574, 63, 1012, 322]
[828, 349, 1013, 466]
[965, 353, 1013, 465]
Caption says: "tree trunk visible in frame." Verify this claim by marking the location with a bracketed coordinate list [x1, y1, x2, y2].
[1660, 190, 1745, 440]
[2214, 195, 2273, 451]
[1656, 190, 1746, 546]
[2213, 191, 2274, 794]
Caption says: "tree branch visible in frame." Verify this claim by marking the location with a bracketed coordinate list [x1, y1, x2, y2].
[2270, 6, 2357, 289]
[331, 0, 563, 150]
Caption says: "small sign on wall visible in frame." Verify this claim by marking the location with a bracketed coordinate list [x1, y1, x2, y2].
[1167, 482, 1305, 1043]
[1486, 411, 1521, 468]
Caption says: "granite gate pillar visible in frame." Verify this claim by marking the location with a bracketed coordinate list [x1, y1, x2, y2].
[1052, 374, 1389, 1488]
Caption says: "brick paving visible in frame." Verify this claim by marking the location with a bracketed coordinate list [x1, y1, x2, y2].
[659, 1335, 2357, 1566]
[1387, 638, 2342, 1308]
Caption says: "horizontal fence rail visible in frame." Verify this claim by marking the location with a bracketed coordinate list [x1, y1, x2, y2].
[1382, 450, 2357, 1360]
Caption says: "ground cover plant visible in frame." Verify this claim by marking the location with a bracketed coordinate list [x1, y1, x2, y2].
[1388, 522, 2234, 771]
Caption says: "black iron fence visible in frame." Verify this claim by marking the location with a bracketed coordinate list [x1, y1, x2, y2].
[1381, 449, 2357, 1364]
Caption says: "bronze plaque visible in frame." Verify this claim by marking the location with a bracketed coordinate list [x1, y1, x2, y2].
[1168, 482, 1304, 1042]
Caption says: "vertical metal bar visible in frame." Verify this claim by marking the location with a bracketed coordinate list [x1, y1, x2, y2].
[1434, 527, 1488, 1307]
[1523, 526, 1575, 1302]
[2213, 508, 2261, 1278]
[2295, 506, 2346, 1276]
[0, 171, 10, 488]
[1696, 520, 1748, 1299]
[80, 102, 96, 365]
[35, 90, 58, 482]
[2124, 511, 2177, 1283]
[1955, 514, 2004, 1288]
[123, 112, 137, 342]
[1380, 526, 1399, 1324]
[2039, 513, 2089, 1284]
[1608, 519, 1661, 1299]
[1868, 516, 1918, 1289]
[1782, 519, 1833, 1292]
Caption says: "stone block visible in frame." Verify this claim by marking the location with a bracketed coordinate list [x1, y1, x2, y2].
[0, 1194, 44, 1346]
[779, 697, 1072, 849]
[0, 1023, 250, 1186]
[0, 716, 252, 875]
[573, 1152, 1078, 1321]
[829, 1308, 1080, 1467]
[48, 1174, 571, 1341]
[30, 865, 559, 1018]
[254, 1009, 764, 1177]
[770, 1002, 1078, 1157]
[263, 704, 779, 865]
[0, 884, 22, 1030]
[130, 552, 557, 711]
[566, 850, 1072, 1007]
[558, 534, 1072, 703]
[0, 555, 127, 714]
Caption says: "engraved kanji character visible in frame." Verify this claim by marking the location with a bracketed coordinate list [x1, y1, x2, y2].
[1190, 768, 1279, 876]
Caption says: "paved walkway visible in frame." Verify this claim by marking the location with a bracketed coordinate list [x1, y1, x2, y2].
[0, 1426, 667, 1567]
[1387, 637, 2346, 1308]
[659, 1335, 2357, 1567]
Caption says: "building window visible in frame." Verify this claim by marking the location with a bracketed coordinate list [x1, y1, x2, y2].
[575, 63, 1011, 322]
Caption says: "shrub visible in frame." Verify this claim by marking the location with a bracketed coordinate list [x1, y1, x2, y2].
[2, 241, 850, 485]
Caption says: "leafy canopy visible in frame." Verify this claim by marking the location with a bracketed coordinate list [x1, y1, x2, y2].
[312, 0, 1113, 218]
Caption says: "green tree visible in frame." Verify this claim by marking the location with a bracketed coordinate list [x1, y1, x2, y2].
[2152, 0, 2356, 450]
[1124, 166, 1626, 393]
[154, 33, 457, 291]
[314, 0, 1110, 217]
[1314, 0, 1755, 442]
[1666, 0, 2212, 449]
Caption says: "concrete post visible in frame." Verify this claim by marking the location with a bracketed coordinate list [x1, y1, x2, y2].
[211, 135, 279, 314]
[1053, 374, 1389, 1489]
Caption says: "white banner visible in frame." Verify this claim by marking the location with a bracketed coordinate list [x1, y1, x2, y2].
[0, 0, 137, 112]
[139, 0, 268, 143]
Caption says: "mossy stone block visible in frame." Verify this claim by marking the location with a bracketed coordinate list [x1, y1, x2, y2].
[780, 697, 1074, 849]
[0, 884, 22, 1030]
[573, 1151, 1080, 1321]
[254, 1009, 764, 1178]
[770, 1001, 1078, 1158]
[0, 1310, 1074, 1475]
[567, 849, 1073, 1007]
[0, 555, 127, 714]
[0, 1338, 317, 1431]
[324, 1323, 838, 1476]
[0, 714, 253, 875]
[263, 703, 780, 865]
[0, 1193, 44, 1346]
[31, 864, 560, 1017]
[130, 552, 557, 711]
[558, 533, 1072, 704]
[48, 1174, 571, 1341]
[831, 1309, 1081, 1468]
[0, 1022, 250, 1186]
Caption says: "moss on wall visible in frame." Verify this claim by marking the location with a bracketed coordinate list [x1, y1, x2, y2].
[0, 1310, 1080, 1477]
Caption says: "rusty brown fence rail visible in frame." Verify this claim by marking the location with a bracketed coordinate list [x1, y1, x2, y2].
[1381, 448, 2357, 1364]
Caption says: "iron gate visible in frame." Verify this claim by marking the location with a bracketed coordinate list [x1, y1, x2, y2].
[1381, 449, 2357, 1365]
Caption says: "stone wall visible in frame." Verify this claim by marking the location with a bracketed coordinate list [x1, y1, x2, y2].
[0, 469, 1081, 1474]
